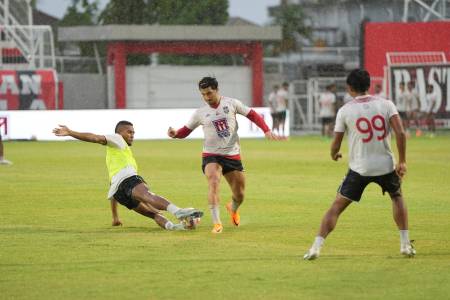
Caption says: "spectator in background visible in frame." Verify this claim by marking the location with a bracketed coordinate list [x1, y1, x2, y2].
[268, 84, 280, 134]
[425, 84, 437, 136]
[374, 84, 386, 99]
[405, 81, 422, 137]
[343, 91, 353, 104]
[275, 82, 289, 137]
[318, 84, 336, 137]
[0, 133, 13, 165]
[395, 82, 408, 133]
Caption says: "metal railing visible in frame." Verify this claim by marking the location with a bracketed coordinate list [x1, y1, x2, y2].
[0, 0, 55, 69]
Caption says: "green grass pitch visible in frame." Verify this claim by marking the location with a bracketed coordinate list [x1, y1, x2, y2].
[1, 135, 450, 299]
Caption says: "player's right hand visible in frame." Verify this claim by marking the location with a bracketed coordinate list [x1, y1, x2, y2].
[53, 125, 70, 136]
[332, 152, 342, 161]
[167, 127, 177, 138]
[112, 219, 123, 226]
[395, 162, 407, 178]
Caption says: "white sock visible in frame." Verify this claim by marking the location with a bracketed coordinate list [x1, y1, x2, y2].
[312, 236, 325, 250]
[164, 221, 174, 230]
[209, 204, 221, 224]
[400, 230, 410, 245]
[166, 204, 180, 215]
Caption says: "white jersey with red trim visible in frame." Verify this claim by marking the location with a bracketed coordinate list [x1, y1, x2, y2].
[186, 96, 251, 156]
[334, 95, 398, 176]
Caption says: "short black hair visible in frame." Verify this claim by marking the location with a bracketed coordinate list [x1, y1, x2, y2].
[346, 69, 370, 93]
[199, 77, 218, 90]
[115, 120, 133, 133]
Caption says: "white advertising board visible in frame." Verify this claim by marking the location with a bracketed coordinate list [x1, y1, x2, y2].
[0, 108, 288, 141]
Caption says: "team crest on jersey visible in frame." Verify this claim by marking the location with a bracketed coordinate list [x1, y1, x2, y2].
[223, 106, 229, 114]
[212, 118, 230, 138]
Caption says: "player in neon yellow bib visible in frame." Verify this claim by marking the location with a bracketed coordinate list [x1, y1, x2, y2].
[53, 121, 202, 230]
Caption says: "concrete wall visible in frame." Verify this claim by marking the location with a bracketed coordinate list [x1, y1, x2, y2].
[107, 65, 252, 109]
[59, 74, 107, 109]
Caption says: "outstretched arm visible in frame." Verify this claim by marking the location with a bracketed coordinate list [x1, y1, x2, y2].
[246, 109, 282, 140]
[167, 126, 193, 139]
[330, 132, 344, 161]
[389, 114, 407, 178]
[53, 125, 107, 145]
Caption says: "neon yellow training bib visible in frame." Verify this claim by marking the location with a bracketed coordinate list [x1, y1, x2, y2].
[106, 143, 138, 181]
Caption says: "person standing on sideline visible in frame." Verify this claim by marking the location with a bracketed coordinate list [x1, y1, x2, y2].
[405, 81, 421, 136]
[275, 82, 289, 137]
[268, 84, 280, 134]
[0, 133, 13, 165]
[395, 82, 408, 133]
[425, 84, 437, 135]
[168, 77, 280, 234]
[318, 84, 337, 137]
[304, 69, 415, 260]
[53, 121, 203, 231]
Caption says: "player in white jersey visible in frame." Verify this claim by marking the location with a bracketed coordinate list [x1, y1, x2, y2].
[168, 77, 279, 233]
[275, 82, 289, 137]
[53, 121, 203, 231]
[268, 84, 280, 134]
[395, 82, 408, 131]
[405, 81, 421, 136]
[304, 69, 415, 260]
[424, 84, 437, 134]
[318, 84, 337, 137]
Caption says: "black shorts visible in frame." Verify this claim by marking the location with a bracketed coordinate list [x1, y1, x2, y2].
[321, 117, 334, 125]
[337, 169, 402, 202]
[277, 111, 286, 122]
[202, 156, 244, 175]
[398, 111, 407, 119]
[113, 175, 146, 209]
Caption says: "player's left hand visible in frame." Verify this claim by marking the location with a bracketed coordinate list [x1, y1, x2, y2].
[264, 131, 284, 140]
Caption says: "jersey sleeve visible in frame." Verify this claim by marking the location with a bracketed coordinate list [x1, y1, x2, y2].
[334, 108, 346, 132]
[233, 99, 252, 116]
[186, 110, 201, 130]
[386, 100, 399, 118]
[105, 134, 126, 149]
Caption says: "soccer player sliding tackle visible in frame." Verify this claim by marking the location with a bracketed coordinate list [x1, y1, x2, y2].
[53, 121, 202, 231]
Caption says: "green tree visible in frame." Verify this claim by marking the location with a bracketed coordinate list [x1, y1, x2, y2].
[272, 3, 310, 54]
[58, 0, 99, 57]
[99, 0, 149, 64]
[100, 0, 147, 25]
[148, 0, 230, 65]
[99, 0, 230, 65]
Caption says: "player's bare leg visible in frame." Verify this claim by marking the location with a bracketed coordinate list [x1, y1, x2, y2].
[132, 183, 202, 222]
[224, 170, 245, 226]
[0, 135, 12, 165]
[391, 194, 415, 257]
[205, 163, 223, 233]
[304, 194, 352, 260]
[133, 202, 185, 230]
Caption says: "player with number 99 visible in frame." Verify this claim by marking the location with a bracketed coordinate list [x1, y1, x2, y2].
[304, 69, 415, 260]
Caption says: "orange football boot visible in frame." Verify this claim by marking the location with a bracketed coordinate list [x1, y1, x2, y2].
[211, 223, 223, 233]
[226, 202, 240, 226]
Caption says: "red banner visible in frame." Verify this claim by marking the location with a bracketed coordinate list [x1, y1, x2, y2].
[0, 69, 60, 110]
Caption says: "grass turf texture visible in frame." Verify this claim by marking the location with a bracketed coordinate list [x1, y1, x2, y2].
[1, 135, 450, 299]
